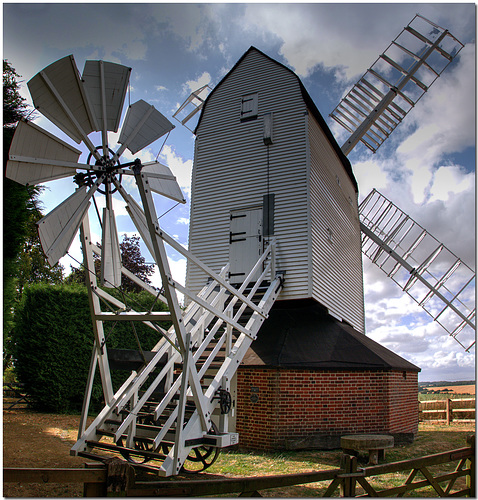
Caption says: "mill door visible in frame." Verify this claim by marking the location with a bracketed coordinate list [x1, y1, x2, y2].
[229, 207, 263, 284]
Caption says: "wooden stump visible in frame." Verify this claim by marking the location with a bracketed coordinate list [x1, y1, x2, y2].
[341, 434, 394, 465]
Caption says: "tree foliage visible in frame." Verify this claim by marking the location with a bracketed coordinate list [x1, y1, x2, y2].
[3, 60, 64, 370]
[16, 206, 64, 295]
[66, 234, 155, 293]
[3, 60, 29, 127]
[120, 234, 155, 292]
[13, 283, 170, 413]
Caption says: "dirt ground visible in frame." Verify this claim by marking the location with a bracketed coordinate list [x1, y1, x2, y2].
[3, 406, 476, 497]
[3, 408, 93, 497]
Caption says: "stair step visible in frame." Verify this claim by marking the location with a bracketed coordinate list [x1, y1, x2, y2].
[77, 450, 167, 474]
[86, 440, 167, 461]
[94, 429, 174, 447]
[100, 421, 179, 442]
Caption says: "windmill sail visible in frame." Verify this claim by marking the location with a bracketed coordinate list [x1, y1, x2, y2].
[118, 100, 175, 155]
[6, 119, 81, 185]
[28, 55, 98, 144]
[37, 183, 101, 266]
[331, 14, 464, 155]
[82, 60, 131, 133]
[100, 206, 122, 288]
[172, 84, 211, 132]
[141, 162, 186, 203]
[359, 189, 475, 351]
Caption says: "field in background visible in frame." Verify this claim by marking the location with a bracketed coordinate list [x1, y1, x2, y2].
[419, 381, 475, 401]
[422, 384, 475, 394]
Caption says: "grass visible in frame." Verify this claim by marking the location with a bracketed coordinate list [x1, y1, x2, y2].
[3, 406, 474, 497]
[419, 393, 475, 401]
[193, 423, 475, 497]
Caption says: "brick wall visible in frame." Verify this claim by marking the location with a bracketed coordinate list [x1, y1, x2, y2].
[386, 370, 420, 435]
[236, 368, 418, 450]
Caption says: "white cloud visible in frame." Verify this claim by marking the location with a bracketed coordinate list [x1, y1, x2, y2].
[4, 4, 150, 70]
[242, 4, 380, 79]
[353, 159, 389, 196]
[169, 257, 187, 287]
[159, 145, 193, 196]
[183, 72, 212, 95]
[149, 256, 187, 305]
[116, 39, 147, 61]
[430, 349, 475, 370]
[428, 165, 474, 203]
[152, 4, 206, 53]
[177, 217, 189, 225]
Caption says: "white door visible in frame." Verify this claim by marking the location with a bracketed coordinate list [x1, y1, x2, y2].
[229, 207, 263, 284]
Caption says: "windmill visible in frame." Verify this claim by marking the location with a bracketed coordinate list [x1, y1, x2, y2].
[6, 12, 474, 478]
[6, 55, 283, 475]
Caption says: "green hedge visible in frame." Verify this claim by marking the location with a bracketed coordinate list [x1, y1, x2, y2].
[13, 283, 170, 413]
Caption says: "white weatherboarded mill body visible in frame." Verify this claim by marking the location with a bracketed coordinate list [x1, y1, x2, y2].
[187, 47, 365, 333]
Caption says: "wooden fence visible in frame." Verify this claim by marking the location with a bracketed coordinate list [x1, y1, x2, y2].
[4, 436, 475, 497]
[3, 383, 30, 410]
[419, 398, 475, 425]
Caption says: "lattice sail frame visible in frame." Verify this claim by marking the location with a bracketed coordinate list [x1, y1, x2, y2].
[359, 189, 475, 351]
[331, 14, 464, 155]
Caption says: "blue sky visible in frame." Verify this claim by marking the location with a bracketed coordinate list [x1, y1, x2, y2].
[3, 2, 476, 382]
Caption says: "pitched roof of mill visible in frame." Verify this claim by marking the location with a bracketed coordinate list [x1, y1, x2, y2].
[241, 299, 421, 371]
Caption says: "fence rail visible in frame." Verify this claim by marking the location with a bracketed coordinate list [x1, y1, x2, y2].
[3, 383, 30, 410]
[419, 398, 475, 425]
[4, 436, 475, 497]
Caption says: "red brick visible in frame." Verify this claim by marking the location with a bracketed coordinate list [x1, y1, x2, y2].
[235, 368, 418, 449]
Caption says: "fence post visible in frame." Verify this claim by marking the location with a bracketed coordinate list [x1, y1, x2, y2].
[340, 455, 358, 497]
[466, 435, 475, 497]
[83, 463, 107, 497]
[104, 458, 135, 496]
[446, 398, 452, 425]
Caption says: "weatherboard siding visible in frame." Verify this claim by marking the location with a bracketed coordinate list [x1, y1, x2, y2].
[309, 113, 365, 332]
[187, 48, 364, 330]
[187, 49, 312, 300]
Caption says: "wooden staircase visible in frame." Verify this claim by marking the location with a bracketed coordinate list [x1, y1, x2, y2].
[71, 246, 284, 476]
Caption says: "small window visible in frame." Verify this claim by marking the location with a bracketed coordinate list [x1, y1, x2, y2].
[241, 93, 258, 121]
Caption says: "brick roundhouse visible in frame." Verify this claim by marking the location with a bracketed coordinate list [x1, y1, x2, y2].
[236, 300, 420, 450]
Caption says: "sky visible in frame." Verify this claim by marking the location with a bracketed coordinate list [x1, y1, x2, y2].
[3, 2, 476, 382]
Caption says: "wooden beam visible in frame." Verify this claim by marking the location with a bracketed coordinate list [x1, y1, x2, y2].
[3, 467, 106, 483]
[130, 469, 340, 497]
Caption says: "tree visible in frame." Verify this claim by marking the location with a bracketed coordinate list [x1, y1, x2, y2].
[3, 60, 29, 127]
[120, 234, 155, 292]
[66, 234, 155, 293]
[3, 60, 63, 370]
[16, 205, 64, 295]
[3, 61, 31, 368]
